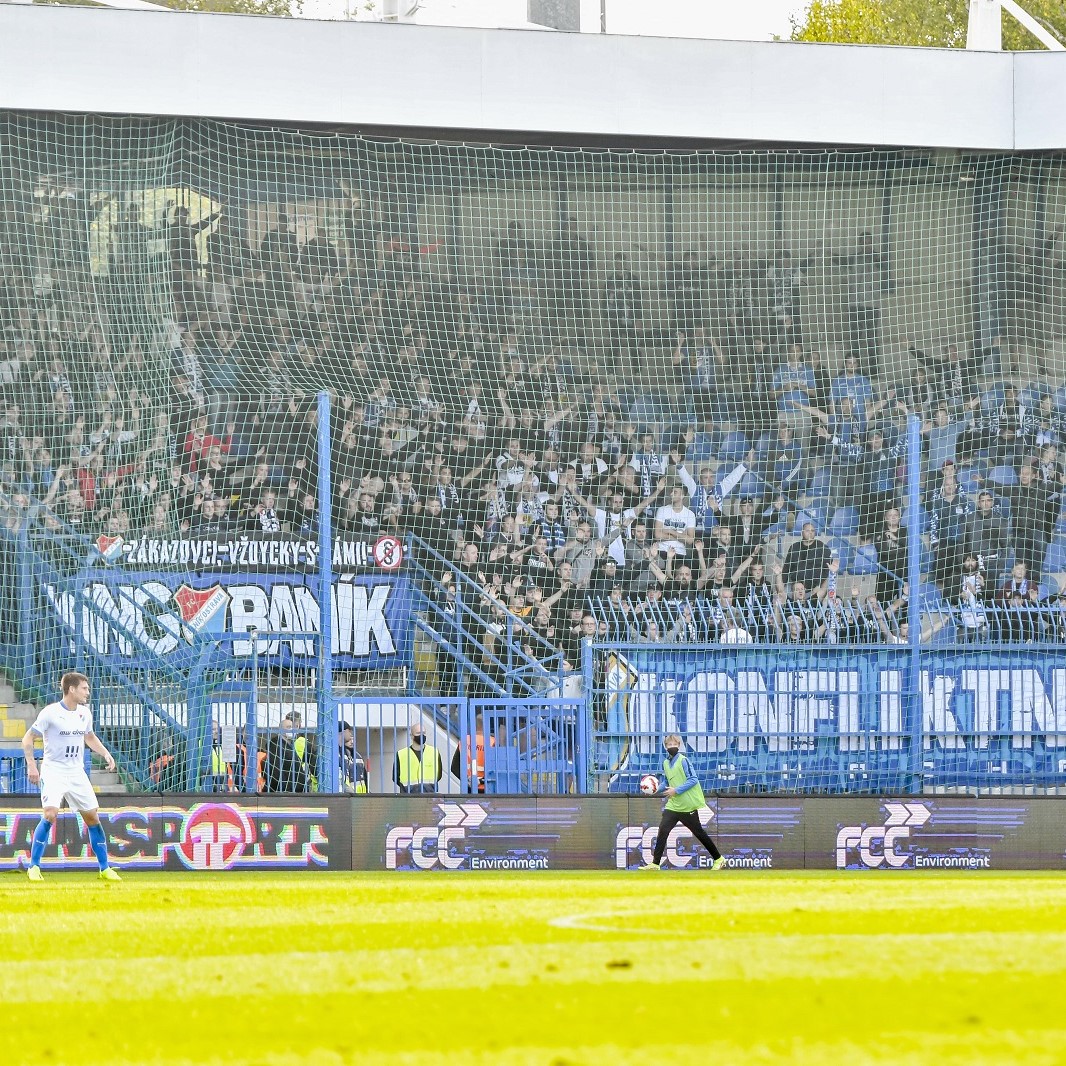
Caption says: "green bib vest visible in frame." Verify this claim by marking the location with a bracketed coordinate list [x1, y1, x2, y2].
[293, 736, 318, 792]
[397, 744, 440, 787]
[662, 754, 706, 812]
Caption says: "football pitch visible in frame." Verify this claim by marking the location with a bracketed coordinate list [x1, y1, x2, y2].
[2, 872, 1065, 1066]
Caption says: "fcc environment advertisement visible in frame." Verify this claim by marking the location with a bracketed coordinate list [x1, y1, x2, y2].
[818, 797, 1066, 871]
[351, 797, 809, 871]
[353, 797, 629, 871]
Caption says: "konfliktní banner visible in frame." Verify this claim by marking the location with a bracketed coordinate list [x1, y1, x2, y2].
[606, 646, 1066, 791]
[0, 798, 352, 871]
[89, 532, 406, 574]
[41, 572, 411, 669]
[351, 796, 806, 871]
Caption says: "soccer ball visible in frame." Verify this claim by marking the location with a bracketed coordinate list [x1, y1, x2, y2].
[639, 774, 659, 796]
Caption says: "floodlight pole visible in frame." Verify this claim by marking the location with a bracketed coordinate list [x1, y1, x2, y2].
[967, 0, 1065, 51]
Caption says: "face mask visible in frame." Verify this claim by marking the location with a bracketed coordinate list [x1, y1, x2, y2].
[412, 736, 424, 745]
[666, 746, 680, 758]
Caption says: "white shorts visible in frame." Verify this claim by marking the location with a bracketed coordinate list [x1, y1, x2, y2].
[39, 766, 99, 813]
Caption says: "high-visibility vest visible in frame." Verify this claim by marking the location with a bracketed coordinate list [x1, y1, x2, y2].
[466, 733, 495, 793]
[662, 753, 706, 813]
[211, 746, 235, 792]
[397, 744, 440, 788]
[293, 736, 318, 792]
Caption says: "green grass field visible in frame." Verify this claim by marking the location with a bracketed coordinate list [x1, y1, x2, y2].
[1, 871, 1065, 1066]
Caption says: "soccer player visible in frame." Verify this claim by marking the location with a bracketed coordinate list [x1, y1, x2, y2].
[641, 732, 725, 871]
[20, 671, 122, 882]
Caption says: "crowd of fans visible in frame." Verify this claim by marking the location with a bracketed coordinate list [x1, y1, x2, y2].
[3, 177, 1066, 665]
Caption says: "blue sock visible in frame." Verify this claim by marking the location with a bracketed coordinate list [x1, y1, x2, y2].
[29, 819, 52, 868]
[87, 823, 109, 871]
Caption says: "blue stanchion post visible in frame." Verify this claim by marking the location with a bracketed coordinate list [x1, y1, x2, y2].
[316, 391, 337, 793]
[454, 582, 465, 699]
[17, 527, 33, 691]
[459, 698, 473, 794]
[186, 671, 204, 790]
[405, 532, 417, 695]
[577, 638, 593, 794]
[246, 631, 259, 794]
[906, 414, 924, 794]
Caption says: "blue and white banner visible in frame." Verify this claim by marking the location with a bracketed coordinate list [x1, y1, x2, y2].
[42, 572, 411, 669]
[89, 533, 403, 574]
[597, 646, 1066, 791]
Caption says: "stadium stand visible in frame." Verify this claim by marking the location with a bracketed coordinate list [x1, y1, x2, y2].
[3, 115, 1066, 681]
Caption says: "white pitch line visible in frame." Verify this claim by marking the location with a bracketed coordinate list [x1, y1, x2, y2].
[548, 911, 671, 935]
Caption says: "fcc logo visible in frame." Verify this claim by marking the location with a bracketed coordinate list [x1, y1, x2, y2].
[835, 802, 931, 869]
[385, 803, 487, 869]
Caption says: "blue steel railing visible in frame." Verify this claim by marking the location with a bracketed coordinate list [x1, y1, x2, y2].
[406, 533, 567, 697]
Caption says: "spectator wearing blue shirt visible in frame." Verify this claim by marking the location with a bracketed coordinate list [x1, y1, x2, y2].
[772, 348, 816, 438]
[765, 421, 805, 499]
[923, 401, 978, 481]
[831, 353, 875, 424]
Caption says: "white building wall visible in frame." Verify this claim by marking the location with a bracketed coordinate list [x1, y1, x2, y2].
[0, 5, 1041, 150]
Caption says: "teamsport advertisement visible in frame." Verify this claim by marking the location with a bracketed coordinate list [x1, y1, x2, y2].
[0, 798, 352, 872]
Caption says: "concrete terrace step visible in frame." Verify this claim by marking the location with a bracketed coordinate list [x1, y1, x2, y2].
[90, 769, 127, 794]
[0, 703, 36, 740]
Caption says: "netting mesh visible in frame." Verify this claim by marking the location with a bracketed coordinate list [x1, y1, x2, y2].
[2, 114, 1066, 660]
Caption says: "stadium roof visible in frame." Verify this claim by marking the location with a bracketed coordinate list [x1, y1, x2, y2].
[0, 6, 1064, 151]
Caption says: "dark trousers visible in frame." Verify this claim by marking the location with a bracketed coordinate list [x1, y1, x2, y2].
[652, 807, 722, 865]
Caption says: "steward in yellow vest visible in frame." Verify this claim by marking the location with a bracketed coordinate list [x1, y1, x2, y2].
[210, 744, 236, 792]
[393, 727, 443, 794]
[293, 734, 317, 792]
